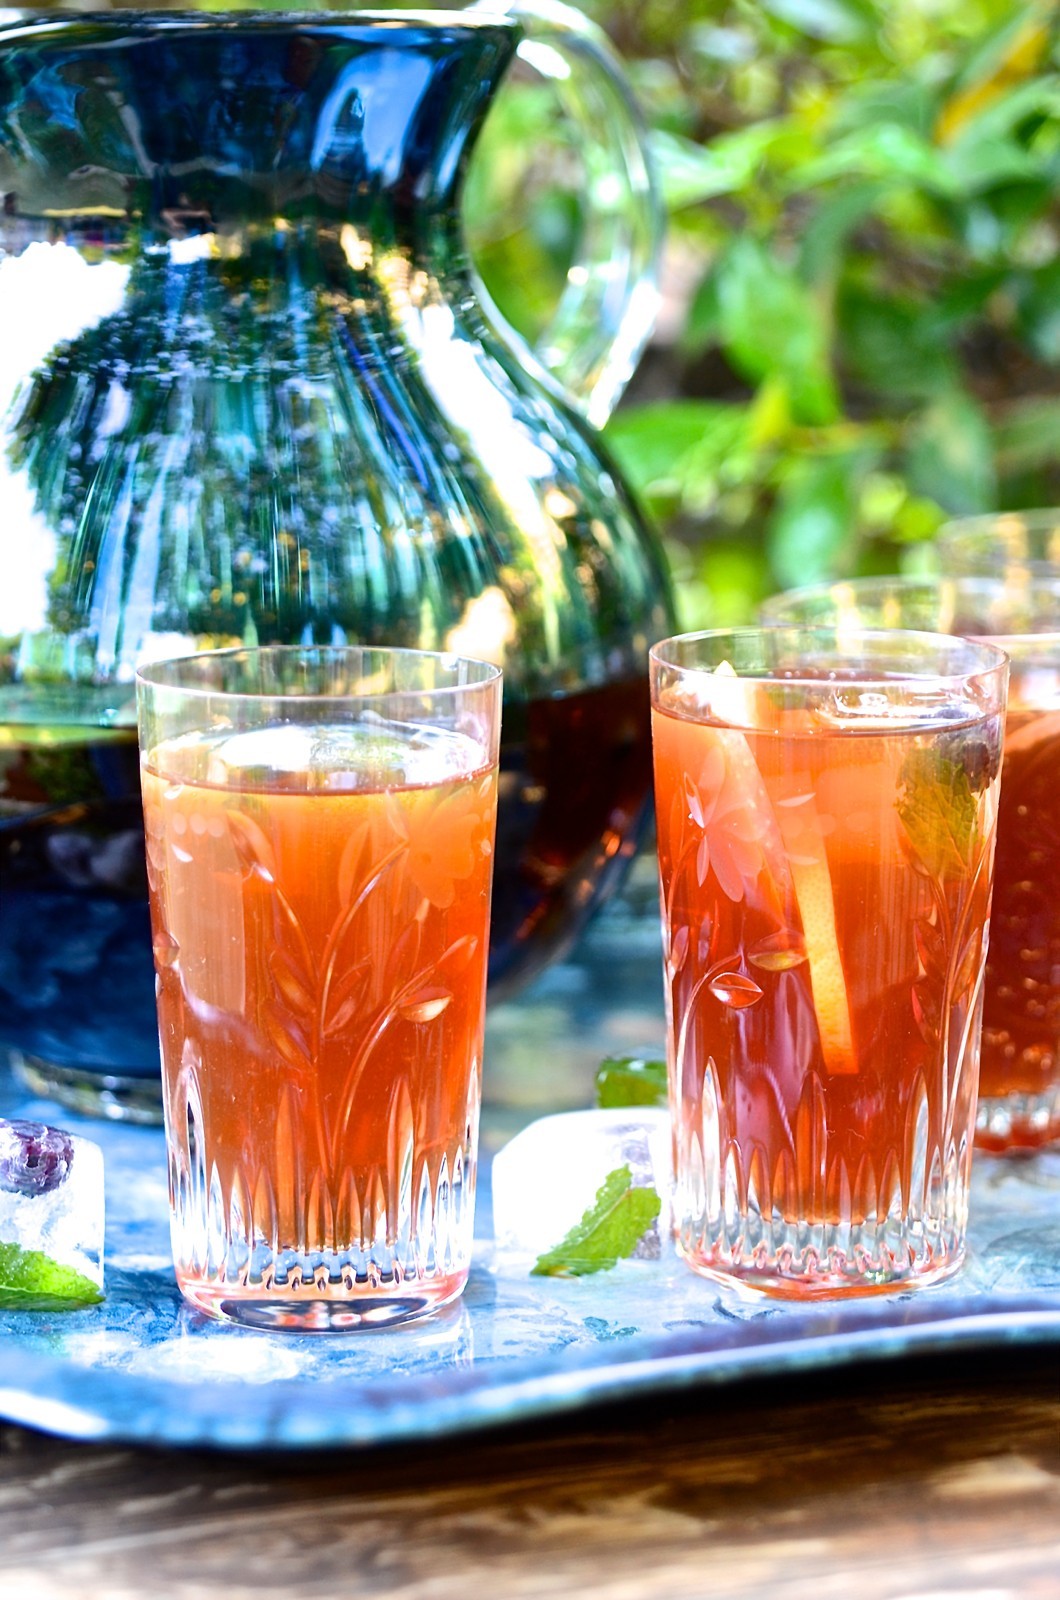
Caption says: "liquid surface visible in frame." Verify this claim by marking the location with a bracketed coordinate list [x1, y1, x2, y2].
[653, 692, 1001, 1295]
[141, 720, 498, 1317]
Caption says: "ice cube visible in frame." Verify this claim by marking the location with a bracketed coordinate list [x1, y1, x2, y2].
[0, 1119, 104, 1306]
[809, 685, 986, 732]
[206, 718, 485, 791]
[491, 1108, 673, 1263]
[662, 660, 760, 728]
[204, 723, 315, 786]
[305, 718, 485, 790]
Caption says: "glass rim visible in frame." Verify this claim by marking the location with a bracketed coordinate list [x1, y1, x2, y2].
[649, 625, 1009, 689]
[0, 10, 518, 39]
[937, 509, 1060, 573]
[758, 578, 1060, 651]
[135, 643, 503, 705]
[940, 507, 1060, 537]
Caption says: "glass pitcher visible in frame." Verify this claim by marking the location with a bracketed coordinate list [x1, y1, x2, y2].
[0, 3, 673, 1119]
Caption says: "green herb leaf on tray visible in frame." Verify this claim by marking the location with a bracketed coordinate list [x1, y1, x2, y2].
[896, 747, 979, 880]
[594, 1056, 668, 1110]
[0, 1241, 103, 1311]
[531, 1165, 661, 1278]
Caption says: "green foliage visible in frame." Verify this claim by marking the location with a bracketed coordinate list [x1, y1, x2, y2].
[467, 0, 1060, 624]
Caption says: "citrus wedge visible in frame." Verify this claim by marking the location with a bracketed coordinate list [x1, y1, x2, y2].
[774, 796, 857, 1076]
[703, 663, 857, 1075]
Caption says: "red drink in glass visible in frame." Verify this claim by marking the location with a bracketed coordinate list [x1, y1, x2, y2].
[651, 629, 1006, 1298]
[137, 647, 500, 1330]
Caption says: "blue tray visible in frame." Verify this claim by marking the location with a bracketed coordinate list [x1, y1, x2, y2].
[2, 878, 1058, 1452]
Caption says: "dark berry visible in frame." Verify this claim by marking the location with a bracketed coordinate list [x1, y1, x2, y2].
[941, 716, 1003, 792]
[0, 1119, 74, 1197]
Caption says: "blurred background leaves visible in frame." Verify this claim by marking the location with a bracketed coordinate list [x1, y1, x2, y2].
[465, 0, 1060, 626]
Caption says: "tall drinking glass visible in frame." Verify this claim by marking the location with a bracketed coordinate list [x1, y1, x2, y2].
[136, 646, 501, 1330]
[938, 509, 1060, 582]
[763, 577, 1060, 1154]
[650, 628, 1007, 1298]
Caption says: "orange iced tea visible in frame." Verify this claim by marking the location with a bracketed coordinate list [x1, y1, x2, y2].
[651, 630, 1006, 1298]
[137, 647, 500, 1330]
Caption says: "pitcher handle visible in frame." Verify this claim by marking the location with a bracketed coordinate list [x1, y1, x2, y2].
[474, 0, 663, 428]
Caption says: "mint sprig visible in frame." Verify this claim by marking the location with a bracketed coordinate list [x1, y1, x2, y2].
[896, 747, 979, 880]
[594, 1056, 668, 1109]
[531, 1165, 661, 1277]
[0, 1241, 103, 1311]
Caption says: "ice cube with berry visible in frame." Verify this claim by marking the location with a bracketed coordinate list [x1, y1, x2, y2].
[0, 1118, 104, 1308]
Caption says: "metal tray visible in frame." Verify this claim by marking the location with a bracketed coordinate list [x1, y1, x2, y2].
[2, 880, 1058, 1452]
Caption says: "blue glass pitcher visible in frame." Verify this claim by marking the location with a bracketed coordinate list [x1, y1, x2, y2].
[0, 4, 673, 1119]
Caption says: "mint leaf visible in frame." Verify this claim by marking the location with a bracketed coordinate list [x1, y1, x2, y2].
[531, 1165, 661, 1277]
[0, 1241, 103, 1311]
[594, 1056, 668, 1109]
[896, 747, 978, 880]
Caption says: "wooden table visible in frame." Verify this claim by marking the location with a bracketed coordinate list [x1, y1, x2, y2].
[1, 1344, 1057, 1599]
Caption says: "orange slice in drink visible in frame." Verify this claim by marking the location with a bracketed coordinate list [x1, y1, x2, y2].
[707, 663, 857, 1076]
[774, 796, 857, 1076]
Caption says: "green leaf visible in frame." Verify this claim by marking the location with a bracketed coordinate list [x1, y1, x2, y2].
[605, 401, 753, 517]
[595, 1056, 668, 1109]
[746, 373, 793, 448]
[994, 396, 1060, 473]
[682, 268, 721, 354]
[941, 78, 1055, 193]
[904, 390, 996, 515]
[838, 288, 957, 401]
[786, 124, 958, 196]
[766, 454, 863, 588]
[949, 138, 1043, 193]
[0, 1241, 103, 1311]
[531, 1166, 661, 1278]
[947, 76, 1060, 151]
[650, 124, 786, 211]
[606, 402, 729, 495]
[699, 539, 774, 626]
[896, 748, 980, 881]
[930, 268, 1010, 335]
[837, 80, 939, 140]
[1014, 261, 1060, 365]
[714, 239, 839, 425]
[758, 0, 874, 45]
[798, 180, 890, 285]
[943, 10, 1052, 109]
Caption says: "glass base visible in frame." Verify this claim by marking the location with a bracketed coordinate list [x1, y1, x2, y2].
[976, 1088, 1060, 1153]
[177, 1271, 468, 1331]
[11, 1051, 164, 1125]
[675, 1219, 967, 1300]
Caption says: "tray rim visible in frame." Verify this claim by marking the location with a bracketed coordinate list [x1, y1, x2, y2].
[1, 1283, 1059, 1453]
